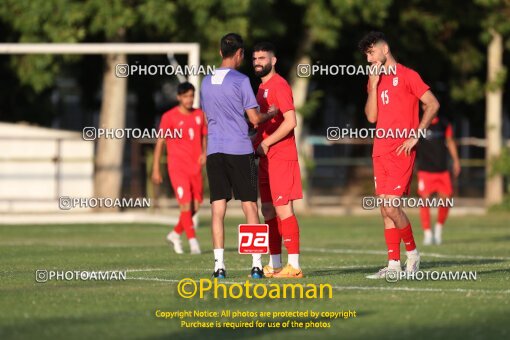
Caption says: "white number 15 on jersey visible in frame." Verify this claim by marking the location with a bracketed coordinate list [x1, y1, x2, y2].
[381, 90, 389, 105]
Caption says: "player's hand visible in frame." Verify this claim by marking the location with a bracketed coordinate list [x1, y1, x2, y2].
[151, 169, 163, 185]
[453, 160, 461, 178]
[396, 137, 418, 156]
[257, 141, 269, 156]
[198, 153, 206, 166]
[267, 105, 278, 119]
[369, 61, 382, 89]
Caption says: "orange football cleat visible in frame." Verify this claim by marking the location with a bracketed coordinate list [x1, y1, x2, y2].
[272, 264, 303, 278]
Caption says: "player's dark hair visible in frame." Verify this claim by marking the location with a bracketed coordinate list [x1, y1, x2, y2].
[177, 82, 195, 95]
[358, 31, 387, 53]
[220, 33, 244, 58]
[253, 41, 276, 56]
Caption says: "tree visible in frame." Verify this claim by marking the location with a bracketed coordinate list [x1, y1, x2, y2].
[485, 29, 504, 205]
[381, 0, 509, 206]
[476, 0, 510, 206]
[0, 0, 277, 207]
[284, 0, 392, 210]
[0, 0, 179, 208]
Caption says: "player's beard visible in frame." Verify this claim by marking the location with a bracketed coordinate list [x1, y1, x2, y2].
[380, 56, 387, 66]
[254, 63, 272, 78]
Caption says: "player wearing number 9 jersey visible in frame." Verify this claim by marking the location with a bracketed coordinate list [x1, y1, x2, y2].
[152, 82, 207, 255]
[359, 32, 440, 279]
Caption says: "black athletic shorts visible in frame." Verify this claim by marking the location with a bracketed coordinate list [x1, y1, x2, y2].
[206, 153, 258, 203]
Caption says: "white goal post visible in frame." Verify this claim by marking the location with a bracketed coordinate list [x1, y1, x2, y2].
[0, 43, 201, 106]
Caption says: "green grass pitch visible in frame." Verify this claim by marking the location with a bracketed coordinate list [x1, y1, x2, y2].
[1, 214, 509, 339]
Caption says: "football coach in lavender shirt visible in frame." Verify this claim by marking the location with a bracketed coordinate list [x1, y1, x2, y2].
[200, 33, 276, 279]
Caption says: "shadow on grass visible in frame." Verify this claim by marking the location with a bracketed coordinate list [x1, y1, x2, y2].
[307, 267, 381, 277]
[444, 238, 506, 245]
[306, 259, 504, 278]
[420, 259, 503, 269]
[474, 268, 510, 275]
[489, 235, 510, 242]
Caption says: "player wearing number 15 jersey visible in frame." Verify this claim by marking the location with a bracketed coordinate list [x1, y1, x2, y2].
[359, 32, 440, 279]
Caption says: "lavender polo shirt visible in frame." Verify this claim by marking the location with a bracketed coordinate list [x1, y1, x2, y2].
[200, 68, 258, 156]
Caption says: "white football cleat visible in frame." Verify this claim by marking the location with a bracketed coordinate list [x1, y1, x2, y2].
[434, 223, 443, 245]
[166, 231, 184, 254]
[366, 263, 402, 279]
[189, 238, 201, 254]
[192, 213, 199, 229]
[405, 251, 421, 273]
[423, 230, 433, 245]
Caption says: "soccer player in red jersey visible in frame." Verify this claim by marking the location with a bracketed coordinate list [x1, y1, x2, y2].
[416, 115, 461, 245]
[152, 82, 207, 255]
[252, 42, 304, 278]
[359, 32, 440, 278]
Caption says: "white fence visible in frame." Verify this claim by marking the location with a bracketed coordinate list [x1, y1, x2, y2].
[0, 123, 93, 212]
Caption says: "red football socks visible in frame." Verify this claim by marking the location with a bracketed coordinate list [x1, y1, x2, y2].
[180, 210, 195, 239]
[438, 207, 449, 225]
[420, 206, 431, 230]
[384, 228, 401, 261]
[399, 223, 417, 251]
[266, 217, 282, 255]
[281, 215, 300, 254]
[173, 221, 183, 234]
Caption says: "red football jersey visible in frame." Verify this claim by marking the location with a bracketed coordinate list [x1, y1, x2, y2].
[159, 106, 207, 174]
[254, 73, 298, 160]
[371, 63, 430, 156]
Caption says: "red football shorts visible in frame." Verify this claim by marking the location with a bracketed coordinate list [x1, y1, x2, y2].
[417, 170, 453, 197]
[168, 168, 203, 204]
[373, 150, 415, 196]
[259, 156, 303, 206]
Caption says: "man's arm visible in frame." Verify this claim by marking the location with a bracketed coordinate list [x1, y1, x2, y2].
[151, 138, 165, 184]
[199, 130, 207, 166]
[416, 91, 440, 132]
[365, 87, 378, 123]
[364, 61, 381, 123]
[257, 109, 296, 155]
[245, 106, 277, 125]
[396, 90, 440, 156]
[446, 136, 461, 177]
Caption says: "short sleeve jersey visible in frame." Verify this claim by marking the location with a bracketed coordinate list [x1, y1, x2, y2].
[200, 68, 259, 156]
[253, 73, 298, 160]
[159, 106, 207, 174]
[417, 116, 453, 172]
[370, 63, 430, 156]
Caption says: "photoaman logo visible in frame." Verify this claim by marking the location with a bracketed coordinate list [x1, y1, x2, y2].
[238, 224, 269, 254]
[177, 278, 333, 299]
